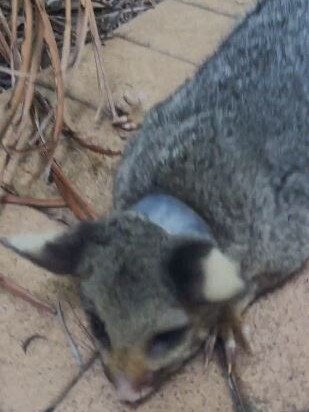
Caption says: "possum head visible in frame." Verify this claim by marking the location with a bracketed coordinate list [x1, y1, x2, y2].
[1, 212, 245, 402]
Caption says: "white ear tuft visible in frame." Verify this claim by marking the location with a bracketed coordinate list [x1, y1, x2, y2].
[202, 248, 244, 302]
[0, 229, 84, 276]
[0, 232, 61, 255]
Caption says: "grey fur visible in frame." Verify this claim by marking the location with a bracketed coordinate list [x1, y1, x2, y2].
[115, 0, 309, 287]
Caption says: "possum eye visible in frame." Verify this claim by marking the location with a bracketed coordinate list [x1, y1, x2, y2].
[88, 312, 111, 349]
[148, 326, 188, 358]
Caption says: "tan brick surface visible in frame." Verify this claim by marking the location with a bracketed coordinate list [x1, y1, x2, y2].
[117, 0, 236, 65]
[179, 0, 257, 16]
[65, 37, 194, 113]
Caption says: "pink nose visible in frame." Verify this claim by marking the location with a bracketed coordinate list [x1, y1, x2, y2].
[114, 373, 154, 403]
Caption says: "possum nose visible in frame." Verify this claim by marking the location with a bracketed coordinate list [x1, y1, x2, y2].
[114, 372, 154, 403]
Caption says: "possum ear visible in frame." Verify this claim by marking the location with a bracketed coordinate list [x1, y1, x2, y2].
[0, 228, 88, 276]
[167, 240, 245, 304]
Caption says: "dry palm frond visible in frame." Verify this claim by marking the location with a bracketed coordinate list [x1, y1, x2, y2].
[0, 1, 157, 78]
[0, 0, 156, 202]
[0, 0, 149, 217]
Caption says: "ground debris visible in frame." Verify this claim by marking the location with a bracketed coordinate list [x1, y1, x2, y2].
[0, 272, 57, 315]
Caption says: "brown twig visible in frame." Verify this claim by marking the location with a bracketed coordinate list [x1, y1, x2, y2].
[10, 0, 20, 85]
[1, 193, 66, 208]
[10, 0, 18, 54]
[67, 299, 95, 347]
[20, 7, 43, 122]
[43, 351, 99, 412]
[61, 0, 72, 73]
[0, 7, 12, 41]
[68, 131, 121, 157]
[71, 1, 89, 67]
[0, 29, 11, 63]
[34, 0, 64, 153]
[8, 6, 43, 172]
[22, 334, 47, 353]
[0, 272, 56, 316]
[9, 0, 33, 110]
[57, 299, 83, 369]
[51, 159, 97, 221]
[84, 0, 119, 122]
[29, 99, 98, 221]
[0, 0, 33, 143]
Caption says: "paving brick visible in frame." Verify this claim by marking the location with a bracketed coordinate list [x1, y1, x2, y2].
[178, 0, 257, 17]
[116, 0, 236, 65]
[65, 37, 195, 113]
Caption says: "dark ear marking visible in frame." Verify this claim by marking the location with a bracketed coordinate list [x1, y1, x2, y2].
[167, 240, 213, 304]
[167, 240, 245, 304]
[0, 223, 92, 276]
